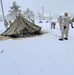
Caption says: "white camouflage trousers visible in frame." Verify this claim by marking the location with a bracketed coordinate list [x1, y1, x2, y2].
[60, 28, 69, 39]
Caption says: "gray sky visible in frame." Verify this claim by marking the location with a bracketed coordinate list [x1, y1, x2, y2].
[0, 0, 74, 15]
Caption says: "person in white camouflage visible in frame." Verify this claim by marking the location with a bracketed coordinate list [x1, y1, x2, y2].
[4, 19, 8, 29]
[59, 12, 74, 41]
[58, 16, 63, 30]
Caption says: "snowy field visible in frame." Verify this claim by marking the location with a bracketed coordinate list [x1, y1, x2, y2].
[0, 20, 74, 75]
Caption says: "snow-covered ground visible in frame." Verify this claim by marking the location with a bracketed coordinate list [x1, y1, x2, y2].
[0, 20, 74, 75]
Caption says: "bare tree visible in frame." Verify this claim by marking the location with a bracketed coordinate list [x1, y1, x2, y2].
[23, 8, 35, 21]
[8, 1, 22, 18]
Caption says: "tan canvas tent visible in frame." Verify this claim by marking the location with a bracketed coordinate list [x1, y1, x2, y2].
[1, 15, 41, 37]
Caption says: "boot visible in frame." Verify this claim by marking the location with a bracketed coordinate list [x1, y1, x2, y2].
[64, 38, 68, 40]
[59, 38, 63, 41]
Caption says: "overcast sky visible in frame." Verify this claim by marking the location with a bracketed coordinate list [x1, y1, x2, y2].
[0, 0, 74, 16]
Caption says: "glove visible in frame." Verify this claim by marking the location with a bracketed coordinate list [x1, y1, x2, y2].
[64, 26, 66, 29]
[71, 26, 74, 28]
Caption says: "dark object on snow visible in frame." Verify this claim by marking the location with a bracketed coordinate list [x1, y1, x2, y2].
[51, 22, 56, 29]
[0, 49, 4, 54]
[46, 20, 48, 23]
[1, 15, 41, 37]
[39, 20, 43, 23]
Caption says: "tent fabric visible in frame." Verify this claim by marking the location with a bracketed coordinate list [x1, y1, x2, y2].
[2, 15, 41, 37]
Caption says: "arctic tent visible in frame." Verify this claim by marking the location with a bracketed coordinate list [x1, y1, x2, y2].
[1, 15, 41, 37]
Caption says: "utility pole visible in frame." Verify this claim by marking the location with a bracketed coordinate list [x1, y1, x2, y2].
[0, 0, 7, 29]
[42, 6, 44, 20]
[0, 0, 5, 21]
